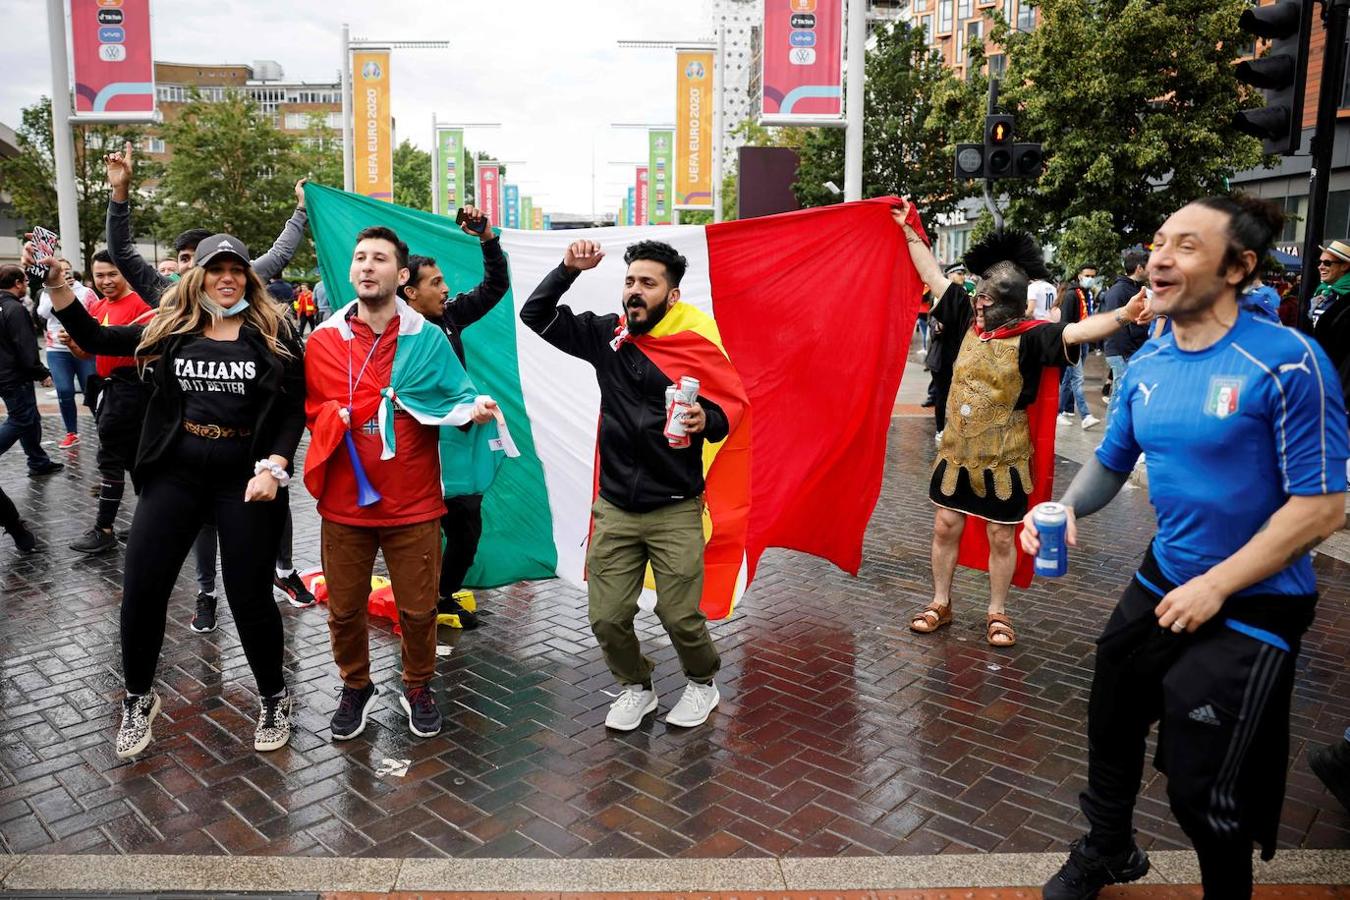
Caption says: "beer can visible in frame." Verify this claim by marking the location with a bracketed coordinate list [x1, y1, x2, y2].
[679, 376, 700, 402]
[665, 384, 691, 447]
[1032, 501, 1069, 577]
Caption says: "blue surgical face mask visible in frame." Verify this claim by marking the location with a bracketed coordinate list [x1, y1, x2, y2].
[219, 298, 250, 317]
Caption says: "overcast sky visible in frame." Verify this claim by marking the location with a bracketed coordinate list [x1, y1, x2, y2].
[3, 0, 711, 215]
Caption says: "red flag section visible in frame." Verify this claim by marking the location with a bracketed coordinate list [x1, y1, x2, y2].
[705, 198, 921, 580]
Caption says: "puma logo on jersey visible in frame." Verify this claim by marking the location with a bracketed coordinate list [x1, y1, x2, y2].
[1139, 383, 1158, 406]
[1278, 353, 1311, 376]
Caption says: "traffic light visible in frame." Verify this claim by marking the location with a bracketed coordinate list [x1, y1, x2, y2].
[985, 114, 1015, 178]
[1233, 0, 1313, 156]
[953, 114, 1043, 181]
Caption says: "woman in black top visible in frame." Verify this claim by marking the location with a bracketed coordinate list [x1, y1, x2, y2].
[38, 235, 304, 759]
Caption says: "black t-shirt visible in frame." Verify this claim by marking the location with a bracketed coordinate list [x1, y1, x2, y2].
[931, 282, 1078, 408]
[174, 336, 263, 427]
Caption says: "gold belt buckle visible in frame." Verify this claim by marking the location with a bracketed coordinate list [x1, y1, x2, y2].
[205, 424, 223, 439]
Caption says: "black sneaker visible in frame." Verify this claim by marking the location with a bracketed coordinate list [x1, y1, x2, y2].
[27, 461, 64, 478]
[330, 683, 377, 741]
[254, 690, 292, 752]
[115, 691, 161, 759]
[1309, 738, 1350, 814]
[400, 685, 443, 738]
[274, 570, 316, 608]
[1043, 838, 1150, 900]
[5, 520, 37, 553]
[190, 592, 217, 633]
[70, 527, 116, 555]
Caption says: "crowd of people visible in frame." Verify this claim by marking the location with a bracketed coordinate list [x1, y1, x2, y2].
[0, 146, 1348, 898]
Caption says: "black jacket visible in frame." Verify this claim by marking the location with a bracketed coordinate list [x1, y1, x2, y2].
[0, 289, 48, 386]
[427, 236, 510, 366]
[1100, 275, 1149, 358]
[53, 300, 306, 484]
[1309, 287, 1350, 411]
[521, 264, 729, 513]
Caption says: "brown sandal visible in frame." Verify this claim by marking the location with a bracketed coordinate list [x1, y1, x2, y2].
[910, 600, 953, 634]
[986, 612, 1017, 647]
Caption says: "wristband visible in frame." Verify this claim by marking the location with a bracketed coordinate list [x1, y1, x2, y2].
[254, 459, 291, 487]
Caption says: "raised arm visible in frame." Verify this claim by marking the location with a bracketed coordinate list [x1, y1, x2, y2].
[445, 207, 511, 329]
[30, 254, 146, 357]
[251, 179, 310, 282]
[519, 240, 608, 363]
[891, 199, 949, 299]
[105, 141, 171, 306]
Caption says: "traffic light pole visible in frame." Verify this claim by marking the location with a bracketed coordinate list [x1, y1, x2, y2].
[983, 78, 1005, 232]
[1299, 0, 1350, 327]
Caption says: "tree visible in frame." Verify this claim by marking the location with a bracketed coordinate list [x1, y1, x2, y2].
[392, 139, 431, 211]
[987, 0, 1265, 255]
[791, 20, 980, 222]
[155, 91, 304, 264]
[0, 97, 157, 273]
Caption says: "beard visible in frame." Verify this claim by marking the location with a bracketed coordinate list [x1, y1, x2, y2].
[625, 295, 670, 336]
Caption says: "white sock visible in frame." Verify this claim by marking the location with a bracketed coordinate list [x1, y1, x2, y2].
[276, 567, 294, 579]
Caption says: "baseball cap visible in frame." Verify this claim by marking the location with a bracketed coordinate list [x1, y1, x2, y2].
[194, 234, 251, 267]
[1320, 239, 1350, 264]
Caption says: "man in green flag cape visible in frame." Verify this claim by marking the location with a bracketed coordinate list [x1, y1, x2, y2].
[304, 226, 500, 742]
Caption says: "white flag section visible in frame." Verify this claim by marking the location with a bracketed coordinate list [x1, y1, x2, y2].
[498, 225, 716, 590]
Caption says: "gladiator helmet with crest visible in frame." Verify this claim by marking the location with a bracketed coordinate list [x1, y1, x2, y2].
[961, 230, 1052, 332]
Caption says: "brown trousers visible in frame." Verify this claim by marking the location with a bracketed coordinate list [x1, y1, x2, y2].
[321, 518, 441, 689]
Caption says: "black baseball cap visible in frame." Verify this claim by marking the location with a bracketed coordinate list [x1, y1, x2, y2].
[194, 234, 251, 267]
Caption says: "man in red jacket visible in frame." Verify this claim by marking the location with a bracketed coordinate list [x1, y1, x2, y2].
[70, 250, 153, 555]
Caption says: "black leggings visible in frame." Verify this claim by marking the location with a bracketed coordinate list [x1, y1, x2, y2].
[439, 494, 483, 597]
[1081, 551, 1309, 898]
[194, 496, 295, 594]
[933, 371, 952, 432]
[121, 434, 286, 696]
[0, 486, 18, 532]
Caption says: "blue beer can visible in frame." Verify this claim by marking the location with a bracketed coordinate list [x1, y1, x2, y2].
[1032, 502, 1069, 577]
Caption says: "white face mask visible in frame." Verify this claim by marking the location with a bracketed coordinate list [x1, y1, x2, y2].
[1080, 275, 1097, 289]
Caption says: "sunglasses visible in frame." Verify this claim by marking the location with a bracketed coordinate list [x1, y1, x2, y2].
[1318, 259, 1343, 267]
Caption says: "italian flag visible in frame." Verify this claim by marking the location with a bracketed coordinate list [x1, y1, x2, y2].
[304, 184, 922, 619]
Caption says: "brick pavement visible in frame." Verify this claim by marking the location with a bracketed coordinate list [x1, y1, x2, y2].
[0, 386, 1347, 861]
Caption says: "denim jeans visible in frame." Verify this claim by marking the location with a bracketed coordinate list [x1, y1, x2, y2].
[0, 381, 52, 471]
[1059, 361, 1089, 418]
[1105, 355, 1128, 424]
[46, 351, 94, 434]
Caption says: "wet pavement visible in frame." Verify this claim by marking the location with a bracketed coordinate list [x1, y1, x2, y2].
[0, 354, 1346, 862]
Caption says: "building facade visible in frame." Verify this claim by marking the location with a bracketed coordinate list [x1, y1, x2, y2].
[146, 61, 343, 159]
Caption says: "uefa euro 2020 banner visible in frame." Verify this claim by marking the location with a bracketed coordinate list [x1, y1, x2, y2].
[675, 49, 714, 210]
[352, 50, 393, 202]
[436, 128, 465, 215]
[761, 0, 845, 124]
[71, 0, 156, 118]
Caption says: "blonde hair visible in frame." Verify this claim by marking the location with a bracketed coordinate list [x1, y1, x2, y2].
[137, 262, 294, 369]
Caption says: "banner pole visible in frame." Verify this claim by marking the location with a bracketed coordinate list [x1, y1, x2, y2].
[714, 21, 725, 223]
[341, 23, 354, 192]
[431, 113, 439, 215]
[843, 0, 866, 202]
[46, 0, 80, 256]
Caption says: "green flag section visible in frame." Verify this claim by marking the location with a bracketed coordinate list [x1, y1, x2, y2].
[304, 182, 557, 588]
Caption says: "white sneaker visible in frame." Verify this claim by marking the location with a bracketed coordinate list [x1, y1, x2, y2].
[665, 681, 720, 728]
[1081, 414, 1102, 430]
[604, 684, 657, 731]
[934, 430, 944, 446]
[1057, 413, 1073, 426]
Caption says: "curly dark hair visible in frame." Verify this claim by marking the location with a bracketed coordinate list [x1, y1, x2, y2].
[623, 240, 687, 288]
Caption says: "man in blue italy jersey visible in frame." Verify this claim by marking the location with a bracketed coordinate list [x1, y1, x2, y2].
[1021, 195, 1349, 900]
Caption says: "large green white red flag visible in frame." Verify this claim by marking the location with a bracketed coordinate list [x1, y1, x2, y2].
[304, 184, 922, 618]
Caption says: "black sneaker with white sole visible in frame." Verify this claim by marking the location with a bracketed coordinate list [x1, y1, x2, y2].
[1043, 838, 1150, 900]
[274, 570, 316, 607]
[115, 691, 162, 759]
[400, 685, 442, 738]
[330, 683, 377, 740]
[190, 592, 217, 633]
